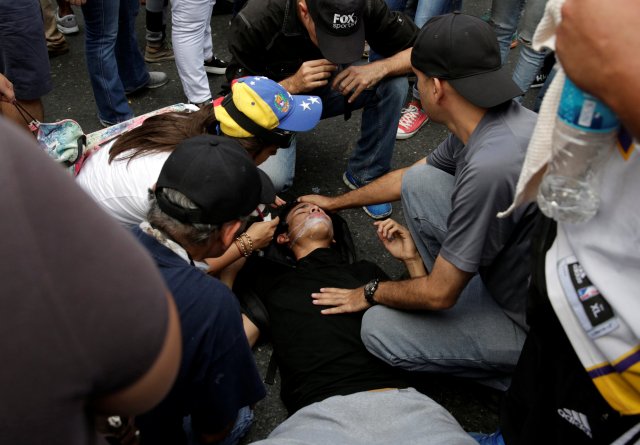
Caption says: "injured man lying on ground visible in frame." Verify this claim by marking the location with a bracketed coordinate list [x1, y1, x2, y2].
[232, 200, 475, 445]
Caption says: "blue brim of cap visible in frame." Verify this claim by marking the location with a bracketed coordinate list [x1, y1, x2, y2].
[276, 94, 323, 132]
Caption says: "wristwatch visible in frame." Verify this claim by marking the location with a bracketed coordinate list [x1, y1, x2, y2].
[364, 278, 380, 306]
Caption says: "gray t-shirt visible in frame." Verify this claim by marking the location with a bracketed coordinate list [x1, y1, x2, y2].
[428, 101, 539, 329]
[0, 119, 170, 445]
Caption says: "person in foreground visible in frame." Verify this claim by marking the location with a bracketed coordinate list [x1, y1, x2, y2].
[473, 0, 640, 443]
[226, 0, 419, 217]
[132, 135, 271, 444]
[237, 201, 475, 445]
[0, 116, 181, 445]
[301, 12, 539, 390]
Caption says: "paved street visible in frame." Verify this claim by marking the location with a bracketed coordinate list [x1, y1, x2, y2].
[42, 1, 541, 441]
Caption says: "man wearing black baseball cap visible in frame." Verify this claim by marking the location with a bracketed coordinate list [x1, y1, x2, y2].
[226, 0, 418, 219]
[132, 135, 271, 444]
[300, 13, 540, 389]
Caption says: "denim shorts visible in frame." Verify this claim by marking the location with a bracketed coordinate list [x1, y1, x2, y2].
[0, 0, 52, 100]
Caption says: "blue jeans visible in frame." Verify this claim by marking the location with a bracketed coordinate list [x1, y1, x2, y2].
[82, 0, 150, 124]
[360, 164, 526, 390]
[258, 144, 297, 193]
[490, 0, 548, 95]
[259, 75, 407, 189]
[373, 0, 461, 100]
[382, 0, 461, 26]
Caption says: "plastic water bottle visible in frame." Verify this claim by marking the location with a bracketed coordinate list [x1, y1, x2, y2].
[537, 77, 619, 223]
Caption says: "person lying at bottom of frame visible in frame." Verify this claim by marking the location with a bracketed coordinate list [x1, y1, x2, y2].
[234, 200, 476, 445]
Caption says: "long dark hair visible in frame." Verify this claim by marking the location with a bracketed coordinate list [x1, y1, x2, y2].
[108, 103, 266, 164]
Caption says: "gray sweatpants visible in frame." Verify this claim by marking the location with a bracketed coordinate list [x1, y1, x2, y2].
[251, 388, 476, 445]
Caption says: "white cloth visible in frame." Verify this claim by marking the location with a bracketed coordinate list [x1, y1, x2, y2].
[172, 0, 217, 103]
[76, 141, 170, 226]
[497, 0, 640, 415]
[544, 146, 640, 414]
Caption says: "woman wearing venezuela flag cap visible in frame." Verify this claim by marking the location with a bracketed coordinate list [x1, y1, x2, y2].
[76, 76, 321, 276]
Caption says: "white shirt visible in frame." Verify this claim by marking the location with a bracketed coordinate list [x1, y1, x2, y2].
[76, 141, 171, 226]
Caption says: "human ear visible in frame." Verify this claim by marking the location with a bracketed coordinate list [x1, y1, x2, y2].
[432, 78, 444, 102]
[276, 233, 290, 245]
[220, 220, 243, 250]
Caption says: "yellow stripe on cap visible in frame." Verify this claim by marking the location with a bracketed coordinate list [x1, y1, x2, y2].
[214, 81, 280, 138]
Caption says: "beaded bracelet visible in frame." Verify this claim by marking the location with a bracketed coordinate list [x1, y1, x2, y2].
[235, 232, 254, 257]
[240, 232, 254, 255]
[235, 236, 249, 257]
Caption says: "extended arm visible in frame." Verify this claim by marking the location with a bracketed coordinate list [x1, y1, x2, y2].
[300, 157, 426, 211]
[206, 218, 279, 277]
[312, 255, 472, 314]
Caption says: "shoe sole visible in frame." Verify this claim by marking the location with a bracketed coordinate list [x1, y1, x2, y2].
[342, 172, 358, 190]
[56, 25, 79, 34]
[146, 77, 169, 89]
[395, 118, 429, 140]
[125, 78, 168, 94]
[342, 173, 392, 220]
[205, 67, 226, 75]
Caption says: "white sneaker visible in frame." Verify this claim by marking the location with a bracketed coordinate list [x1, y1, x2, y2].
[56, 9, 79, 35]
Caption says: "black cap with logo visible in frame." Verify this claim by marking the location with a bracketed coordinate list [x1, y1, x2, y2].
[306, 0, 366, 64]
[155, 135, 276, 225]
[411, 12, 523, 108]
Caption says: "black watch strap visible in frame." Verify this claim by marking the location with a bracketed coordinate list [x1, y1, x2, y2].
[364, 278, 380, 306]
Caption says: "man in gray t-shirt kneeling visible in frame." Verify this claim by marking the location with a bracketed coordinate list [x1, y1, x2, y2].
[300, 13, 539, 390]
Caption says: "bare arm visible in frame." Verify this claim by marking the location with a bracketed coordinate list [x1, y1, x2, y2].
[0, 74, 15, 103]
[374, 218, 426, 278]
[205, 218, 279, 276]
[312, 255, 472, 314]
[299, 157, 426, 211]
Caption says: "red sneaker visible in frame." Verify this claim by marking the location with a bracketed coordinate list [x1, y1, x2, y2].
[396, 100, 429, 140]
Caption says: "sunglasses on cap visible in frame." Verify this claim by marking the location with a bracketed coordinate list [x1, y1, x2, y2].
[221, 94, 295, 148]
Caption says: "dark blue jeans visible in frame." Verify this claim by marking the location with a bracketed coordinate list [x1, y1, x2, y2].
[82, 0, 149, 124]
[320, 75, 408, 184]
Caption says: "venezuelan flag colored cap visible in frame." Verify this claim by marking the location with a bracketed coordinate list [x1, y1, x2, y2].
[214, 76, 323, 139]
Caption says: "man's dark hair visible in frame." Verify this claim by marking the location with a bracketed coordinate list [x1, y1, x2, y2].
[274, 198, 301, 237]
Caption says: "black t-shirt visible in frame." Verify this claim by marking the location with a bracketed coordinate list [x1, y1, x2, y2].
[256, 248, 407, 414]
[226, 0, 418, 83]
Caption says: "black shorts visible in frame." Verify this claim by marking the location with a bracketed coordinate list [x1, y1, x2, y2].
[0, 0, 52, 100]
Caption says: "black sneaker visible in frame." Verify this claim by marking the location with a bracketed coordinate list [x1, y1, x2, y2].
[204, 57, 228, 75]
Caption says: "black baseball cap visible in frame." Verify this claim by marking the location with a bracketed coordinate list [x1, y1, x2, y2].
[306, 0, 365, 64]
[411, 12, 523, 108]
[155, 135, 276, 225]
